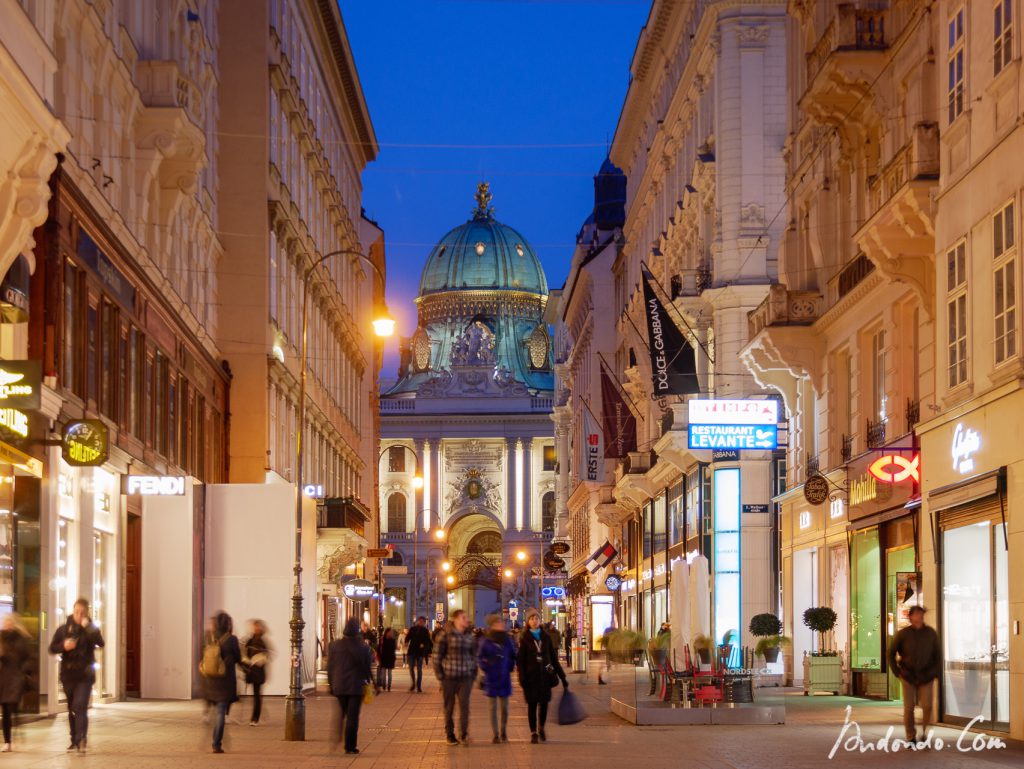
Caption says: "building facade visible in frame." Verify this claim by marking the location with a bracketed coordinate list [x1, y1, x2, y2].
[553, 159, 628, 656]
[379, 185, 558, 631]
[742, 0, 938, 693]
[216, 0, 384, 666]
[582, 0, 789, 655]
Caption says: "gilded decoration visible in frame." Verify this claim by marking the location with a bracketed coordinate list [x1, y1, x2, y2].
[527, 324, 550, 369]
[411, 326, 432, 371]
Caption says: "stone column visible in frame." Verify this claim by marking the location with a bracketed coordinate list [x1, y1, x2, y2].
[414, 439, 425, 532]
[429, 440, 441, 530]
[553, 408, 572, 538]
[505, 437, 517, 531]
[521, 438, 533, 531]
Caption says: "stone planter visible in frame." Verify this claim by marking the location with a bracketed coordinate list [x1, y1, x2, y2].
[803, 654, 842, 695]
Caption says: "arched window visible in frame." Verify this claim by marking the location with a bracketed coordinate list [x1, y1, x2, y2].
[387, 493, 407, 532]
[542, 492, 556, 533]
[386, 549, 404, 567]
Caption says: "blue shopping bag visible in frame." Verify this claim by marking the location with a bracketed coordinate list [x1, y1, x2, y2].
[557, 687, 587, 725]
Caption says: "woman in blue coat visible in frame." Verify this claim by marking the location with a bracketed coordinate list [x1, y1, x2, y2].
[477, 613, 517, 743]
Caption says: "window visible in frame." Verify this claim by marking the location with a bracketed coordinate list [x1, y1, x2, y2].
[127, 328, 142, 437]
[542, 445, 556, 472]
[387, 445, 406, 473]
[948, 7, 965, 122]
[994, 201, 1017, 363]
[62, 262, 79, 393]
[995, 0, 1013, 76]
[947, 241, 969, 387]
[541, 492, 555, 533]
[386, 493, 407, 532]
[870, 329, 887, 421]
[100, 302, 117, 419]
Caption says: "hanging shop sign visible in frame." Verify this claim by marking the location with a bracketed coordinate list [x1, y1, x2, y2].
[61, 420, 109, 467]
[604, 574, 622, 592]
[341, 579, 375, 600]
[688, 399, 778, 425]
[803, 474, 830, 506]
[544, 554, 566, 571]
[541, 586, 567, 599]
[688, 423, 777, 450]
[868, 453, 921, 484]
[0, 360, 41, 410]
[951, 423, 981, 475]
[123, 475, 186, 496]
[550, 541, 570, 555]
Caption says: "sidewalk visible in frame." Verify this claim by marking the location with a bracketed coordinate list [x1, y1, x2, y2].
[0, 672, 1019, 768]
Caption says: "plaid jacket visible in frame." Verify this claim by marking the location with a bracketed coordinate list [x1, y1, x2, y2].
[433, 628, 477, 680]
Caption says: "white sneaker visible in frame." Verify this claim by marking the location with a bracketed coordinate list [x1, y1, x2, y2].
[1, 743, 11, 752]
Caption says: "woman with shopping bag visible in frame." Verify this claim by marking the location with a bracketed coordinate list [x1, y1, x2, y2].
[517, 608, 567, 743]
[327, 618, 373, 755]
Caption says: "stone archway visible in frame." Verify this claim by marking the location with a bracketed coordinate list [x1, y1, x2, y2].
[445, 513, 503, 627]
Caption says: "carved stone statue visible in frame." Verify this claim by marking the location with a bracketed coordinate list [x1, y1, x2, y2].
[450, 321, 496, 366]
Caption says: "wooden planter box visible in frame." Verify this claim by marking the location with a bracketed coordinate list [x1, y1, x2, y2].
[803, 654, 842, 695]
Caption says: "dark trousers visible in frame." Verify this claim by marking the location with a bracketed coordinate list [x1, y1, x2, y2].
[441, 677, 473, 739]
[377, 667, 392, 690]
[212, 701, 230, 749]
[251, 682, 263, 723]
[526, 697, 549, 734]
[1, 704, 14, 744]
[336, 695, 362, 752]
[62, 677, 92, 747]
[409, 656, 424, 690]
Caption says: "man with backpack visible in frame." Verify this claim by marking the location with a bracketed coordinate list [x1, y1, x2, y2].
[201, 612, 241, 754]
[406, 616, 433, 692]
[48, 598, 104, 754]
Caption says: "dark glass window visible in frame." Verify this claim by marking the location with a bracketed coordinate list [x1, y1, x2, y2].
[99, 303, 117, 419]
[63, 262, 79, 393]
[388, 446, 406, 473]
[541, 492, 556, 532]
[542, 445, 556, 472]
[86, 304, 98, 403]
[387, 493, 407, 532]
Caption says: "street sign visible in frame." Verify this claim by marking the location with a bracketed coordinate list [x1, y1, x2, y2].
[366, 548, 391, 558]
[509, 607, 519, 621]
[435, 611, 445, 623]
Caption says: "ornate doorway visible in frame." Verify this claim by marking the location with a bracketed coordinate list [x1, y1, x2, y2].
[446, 514, 503, 627]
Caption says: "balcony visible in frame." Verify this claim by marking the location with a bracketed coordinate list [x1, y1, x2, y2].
[802, 7, 889, 126]
[318, 496, 370, 537]
[856, 125, 938, 319]
[866, 418, 888, 449]
[316, 497, 371, 584]
[748, 284, 825, 338]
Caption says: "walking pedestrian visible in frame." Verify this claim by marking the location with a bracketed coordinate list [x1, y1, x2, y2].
[48, 598, 104, 754]
[328, 617, 373, 755]
[0, 615, 32, 752]
[406, 616, 432, 692]
[477, 613, 516, 743]
[201, 611, 241, 754]
[241, 619, 271, 726]
[545, 621, 562, 655]
[887, 606, 941, 744]
[377, 628, 397, 691]
[433, 609, 477, 746]
[517, 608, 567, 744]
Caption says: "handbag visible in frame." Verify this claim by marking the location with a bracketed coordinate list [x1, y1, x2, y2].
[557, 687, 587, 725]
[362, 683, 375, 705]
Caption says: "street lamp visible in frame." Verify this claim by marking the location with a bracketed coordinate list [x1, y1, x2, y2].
[288, 248, 392, 742]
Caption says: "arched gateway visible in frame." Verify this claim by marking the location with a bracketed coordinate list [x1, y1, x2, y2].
[374, 184, 561, 630]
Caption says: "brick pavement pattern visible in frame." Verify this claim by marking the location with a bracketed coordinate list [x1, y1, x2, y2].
[0, 670, 1020, 768]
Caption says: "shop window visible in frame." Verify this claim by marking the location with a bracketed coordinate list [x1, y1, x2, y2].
[541, 492, 555, 532]
[946, 241, 969, 387]
[948, 7, 965, 123]
[652, 494, 667, 554]
[994, 0, 1013, 76]
[542, 445, 556, 472]
[388, 446, 406, 473]
[387, 493, 407, 533]
[668, 480, 684, 545]
[850, 528, 882, 670]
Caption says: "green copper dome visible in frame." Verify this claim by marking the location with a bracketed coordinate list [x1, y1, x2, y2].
[418, 184, 548, 297]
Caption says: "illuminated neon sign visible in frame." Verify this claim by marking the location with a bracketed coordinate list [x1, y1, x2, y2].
[868, 454, 920, 484]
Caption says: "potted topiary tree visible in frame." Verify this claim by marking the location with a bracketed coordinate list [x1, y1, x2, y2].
[749, 612, 788, 663]
[802, 607, 841, 695]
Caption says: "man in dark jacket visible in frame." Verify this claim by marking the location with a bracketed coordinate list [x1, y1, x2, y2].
[887, 606, 941, 742]
[328, 617, 372, 755]
[203, 612, 241, 753]
[406, 616, 433, 692]
[48, 598, 104, 754]
[433, 610, 477, 745]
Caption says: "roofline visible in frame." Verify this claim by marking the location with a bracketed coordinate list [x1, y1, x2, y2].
[315, 0, 379, 162]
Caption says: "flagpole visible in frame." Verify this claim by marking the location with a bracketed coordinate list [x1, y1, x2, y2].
[640, 260, 715, 365]
[596, 353, 646, 421]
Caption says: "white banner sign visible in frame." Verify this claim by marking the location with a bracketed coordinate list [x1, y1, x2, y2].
[688, 399, 778, 425]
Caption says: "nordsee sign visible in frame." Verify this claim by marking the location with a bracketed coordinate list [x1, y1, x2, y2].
[688, 423, 777, 450]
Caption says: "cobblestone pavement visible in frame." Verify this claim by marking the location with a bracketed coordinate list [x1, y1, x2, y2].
[0, 667, 1020, 768]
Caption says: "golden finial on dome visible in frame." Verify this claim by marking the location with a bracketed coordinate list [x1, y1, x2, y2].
[472, 181, 494, 219]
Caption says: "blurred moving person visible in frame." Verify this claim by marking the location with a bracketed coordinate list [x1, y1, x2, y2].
[48, 598, 104, 754]
[328, 617, 373, 755]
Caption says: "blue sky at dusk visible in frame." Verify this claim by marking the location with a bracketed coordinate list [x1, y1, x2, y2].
[337, 0, 650, 376]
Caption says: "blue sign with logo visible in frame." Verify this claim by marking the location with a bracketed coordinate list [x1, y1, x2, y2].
[540, 586, 566, 599]
[688, 423, 778, 450]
